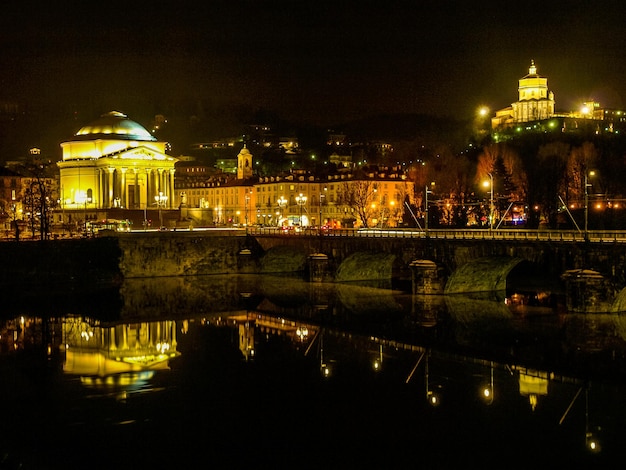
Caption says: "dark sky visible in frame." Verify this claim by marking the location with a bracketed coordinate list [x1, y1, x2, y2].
[2, 0, 626, 144]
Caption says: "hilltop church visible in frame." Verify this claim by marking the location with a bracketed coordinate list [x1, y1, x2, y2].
[491, 60, 556, 129]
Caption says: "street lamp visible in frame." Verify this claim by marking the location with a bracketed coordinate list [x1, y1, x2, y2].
[388, 200, 395, 228]
[11, 201, 18, 242]
[483, 173, 494, 231]
[85, 196, 92, 234]
[319, 187, 327, 235]
[425, 184, 433, 233]
[371, 202, 376, 227]
[295, 193, 307, 227]
[277, 195, 287, 226]
[76, 191, 92, 234]
[154, 191, 168, 229]
[584, 170, 595, 240]
[244, 192, 251, 228]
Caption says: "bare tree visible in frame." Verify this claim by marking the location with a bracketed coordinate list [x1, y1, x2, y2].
[337, 180, 378, 228]
[536, 142, 571, 227]
[476, 144, 499, 184]
[566, 142, 599, 202]
[18, 164, 55, 240]
[501, 146, 527, 202]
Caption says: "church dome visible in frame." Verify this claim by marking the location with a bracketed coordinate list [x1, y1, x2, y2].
[74, 111, 156, 141]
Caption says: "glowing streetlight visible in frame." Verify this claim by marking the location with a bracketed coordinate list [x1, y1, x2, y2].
[584, 170, 596, 240]
[277, 196, 287, 226]
[11, 198, 18, 242]
[244, 191, 251, 228]
[370, 202, 377, 228]
[295, 193, 307, 227]
[296, 325, 308, 342]
[425, 183, 434, 233]
[319, 186, 327, 235]
[483, 173, 494, 231]
[154, 191, 168, 229]
[76, 191, 92, 234]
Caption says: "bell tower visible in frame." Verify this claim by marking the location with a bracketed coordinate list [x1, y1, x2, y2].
[237, 145, 253, 180]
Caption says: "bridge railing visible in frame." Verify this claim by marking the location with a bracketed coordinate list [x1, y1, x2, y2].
[247, 227, 626, 243]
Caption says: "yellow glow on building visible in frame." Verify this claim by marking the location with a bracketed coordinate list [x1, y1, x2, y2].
[57, 111, 178, 210]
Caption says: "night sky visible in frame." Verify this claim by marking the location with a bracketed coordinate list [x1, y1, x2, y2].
[2, 0, 626, 153]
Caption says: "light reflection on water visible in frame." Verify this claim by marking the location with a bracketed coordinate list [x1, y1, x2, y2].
[0, 274, 625, 468]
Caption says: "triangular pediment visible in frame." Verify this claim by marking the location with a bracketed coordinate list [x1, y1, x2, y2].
[102, 146, 174, 162]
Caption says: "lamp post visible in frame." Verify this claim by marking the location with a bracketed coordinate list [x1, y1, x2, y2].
[244, 192, 251, 228]
[11, 201, 18, 242]
[584, 170, 595, 240]
[154, 191, 168, 229]
[319, 187, 326, 235]
[277, 195, 287, 226]
[295, 193, 307, 228]
[483, 173, 494, 231]
[370, 202, 376, 227]
[77, 192, 92, 234]
[85, 196, 92, 234]
[425, 185, 433, 233]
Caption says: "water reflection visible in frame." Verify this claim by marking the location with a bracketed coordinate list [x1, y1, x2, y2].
[63, 317, 179, 384]
[0, 274, 625, 467]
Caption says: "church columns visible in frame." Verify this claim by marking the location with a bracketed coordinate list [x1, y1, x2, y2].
[88, 161, 176, 211]
[157, 168, 164, 196]
[169, 169, 175, 208]
[133, 169, 139, 209]
[98, 168, 105, 209]
[95, 168, 101, 209]
[152, 168, 175, 208]
[108, 167, 115, 208]
[120, 168, 128, 208]
[146, 168, 153, 208]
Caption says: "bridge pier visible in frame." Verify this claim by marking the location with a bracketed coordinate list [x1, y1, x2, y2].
[309, 253, 331, 282]
[562, 269, 616, 313]
[409, 259, 447, 295]
[238, 248, 258, 273]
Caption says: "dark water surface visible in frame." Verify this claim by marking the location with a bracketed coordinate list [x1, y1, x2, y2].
[1, 274, 626, 469]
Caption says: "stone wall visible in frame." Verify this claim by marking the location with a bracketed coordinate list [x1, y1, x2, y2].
[116, 232, 251, 278]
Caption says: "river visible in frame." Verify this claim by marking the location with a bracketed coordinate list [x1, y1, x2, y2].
[0, 274, 625, 468]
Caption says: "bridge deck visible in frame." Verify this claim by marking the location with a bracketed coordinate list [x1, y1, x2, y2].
[248, 227, 626, 243]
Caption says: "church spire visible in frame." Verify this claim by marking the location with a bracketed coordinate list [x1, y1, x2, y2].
[529, 59, 537, 75]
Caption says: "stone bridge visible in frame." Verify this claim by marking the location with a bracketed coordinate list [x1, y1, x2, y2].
[247, 232, 626, 313]
[3, 230, 626, 313]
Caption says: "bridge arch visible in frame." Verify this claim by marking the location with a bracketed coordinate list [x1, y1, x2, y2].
[335, 251, 400, 284]
[444, 256, 525, 294]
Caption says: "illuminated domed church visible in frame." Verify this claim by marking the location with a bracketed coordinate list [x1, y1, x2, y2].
[491, 60, 556, 129]
[57, 111, 178, 218]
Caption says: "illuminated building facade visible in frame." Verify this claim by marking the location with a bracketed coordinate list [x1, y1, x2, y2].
[491, 61, 626, 135]
[179, 144, 413, 228]
[57, 111, 178, 214]
[492, 60, 556, 129]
